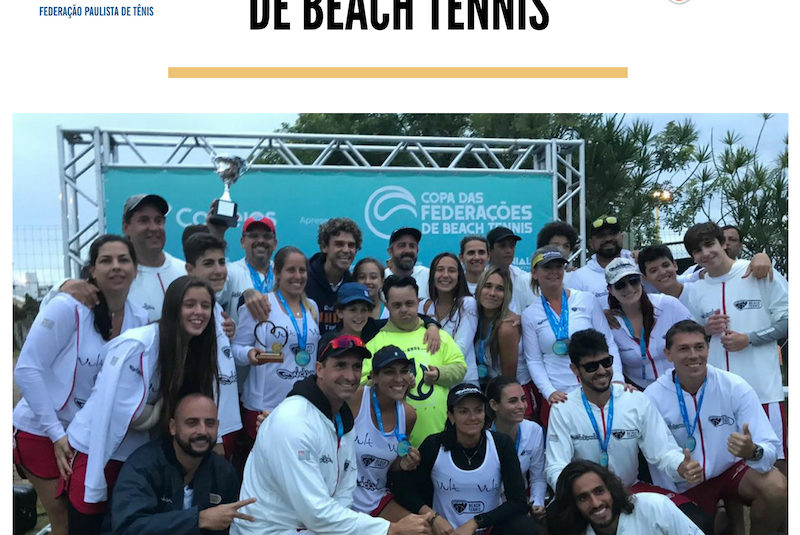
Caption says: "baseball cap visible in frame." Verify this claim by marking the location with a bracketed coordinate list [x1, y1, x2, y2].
[242, 216, 276, 235]
[487, 226, 521, 247]
[371, 345, 414, 371]
[337, 282, 374, 308]
[389, 227, 422, 245]
[123, 194, 168, 219]
[531, 245, 568, 269]
[590, 214, 621, 236]
[447, 383, 488, 410]
[605, 257, 641, 285]
[317, 334, 372, 362]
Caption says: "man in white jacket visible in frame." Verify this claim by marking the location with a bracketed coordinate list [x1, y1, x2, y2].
[232, 335, 434, 535]
[644, 320, 787, 535]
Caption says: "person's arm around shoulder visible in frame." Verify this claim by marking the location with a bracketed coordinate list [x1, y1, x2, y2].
[497, 313, 521, 378]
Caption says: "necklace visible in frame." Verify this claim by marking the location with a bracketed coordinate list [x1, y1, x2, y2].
[460, 435, 483, 466]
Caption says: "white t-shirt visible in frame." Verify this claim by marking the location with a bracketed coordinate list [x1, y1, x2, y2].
[522, 289, 622, 399]
[419, 297, 479, 385]
[128, 252, 187, 322]
[583, 493, 703, 535]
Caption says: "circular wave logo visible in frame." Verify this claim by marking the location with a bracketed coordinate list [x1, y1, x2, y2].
[364, 185, 418, 240]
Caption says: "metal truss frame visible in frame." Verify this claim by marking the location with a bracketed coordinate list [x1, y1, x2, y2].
[56, 128, 586, 276]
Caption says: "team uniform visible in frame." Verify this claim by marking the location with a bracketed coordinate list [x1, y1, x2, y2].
[232, 293, 321, 438]
[566, 250, 635, 309]
[419, 296, 480, 385]
[522, 289, 622, 414]
[212, 302, 242, 457]
[13, 294, 148, 479]
[224, 257, 274, 324]
[232, 376, 390, 535]
[351, 386, 408, 515]
[507, 419, 547, 507]
[127, 252, 187, 322]
[644, 366, 781, 513]
[384, 265, 431, 300]
[608, 294, 693, 389]
[545, 384, 685, 491]
[364, 322, 466, 447]
[679, 260, 788, 454]
[582, 493, 703, 535]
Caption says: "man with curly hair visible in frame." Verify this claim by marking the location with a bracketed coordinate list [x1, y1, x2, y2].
[307, 217, 364, 333]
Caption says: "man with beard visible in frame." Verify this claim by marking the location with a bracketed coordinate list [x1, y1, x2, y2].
[486, 226, 535, 313]
[548, 460, 703, 535]
[224, 216, 278, 324]
[569, 215, 636, 309]
[106, 394, 254, 534]
[307, 218, 363, 333]
[384, 227, 430, 300]
[545, 329, 712, 532]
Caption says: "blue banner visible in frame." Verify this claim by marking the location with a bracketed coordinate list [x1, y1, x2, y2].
[104, 168, 553, 269]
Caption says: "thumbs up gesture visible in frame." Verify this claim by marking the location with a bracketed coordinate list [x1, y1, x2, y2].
[727, 422, 756, 459]
[677, 448, 703, 484]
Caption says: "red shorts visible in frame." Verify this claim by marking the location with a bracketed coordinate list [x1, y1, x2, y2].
[629, 481, 692, 507]
[682, 460, 750, 515]
[370, 493, 395, 517]
[243, 409, 261, 440]
[539, 398, 553, 430]
[521, 382, 539, 421]
[762, 401, 787, 460]
[221, 431, 238, 460]
[61, 451, 124, 515]
[13, 429, 60, 480]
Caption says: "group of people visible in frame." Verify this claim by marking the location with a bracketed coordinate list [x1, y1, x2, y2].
[12, 191, 788, 535]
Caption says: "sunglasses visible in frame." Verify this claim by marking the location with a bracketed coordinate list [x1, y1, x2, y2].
[591, 216, 618, 229]
[578, 355, 614, 372]
[320, 335, 365, 359]
[612, 275, 641, 291]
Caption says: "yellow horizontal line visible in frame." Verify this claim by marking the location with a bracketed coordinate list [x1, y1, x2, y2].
[168, 67, 628, 79]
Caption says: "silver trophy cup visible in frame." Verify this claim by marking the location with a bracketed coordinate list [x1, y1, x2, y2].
[208, 155, 248, 228]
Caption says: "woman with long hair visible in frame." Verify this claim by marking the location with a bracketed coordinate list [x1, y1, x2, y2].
[65, 276, 219, 534]
[604, 257, 693, 390]
[348, 344, 420, 521]
[420, 252, 479, 385]
[522, 246, 622, 427]
[13, 235, 146, 535]
[486, 376, 547, 521]
[233, 246, 321, 441]
[393, 383, 537, 534]
[354, 257, 388, 320]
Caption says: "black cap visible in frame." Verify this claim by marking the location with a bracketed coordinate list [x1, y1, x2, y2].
[317, 334, 372, 362]
[487, 226, 521, 247]
[589, 214, 621, 236]
[389, 227, 422, 245]
[372, 345, 414, 371]
[447, 383, 488, 410]
[123, 194, 169, 219]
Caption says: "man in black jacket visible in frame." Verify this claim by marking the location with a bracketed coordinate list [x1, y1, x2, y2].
[105, 394, 255, 534]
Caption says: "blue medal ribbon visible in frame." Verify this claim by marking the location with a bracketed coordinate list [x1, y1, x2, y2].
[581, 388, 614, 465]
[246, 261, 273, 294]
[476, 320, 490, 378]
[276, 289, 308, 356]
[542, 290, 569, 354]
[370, 388, 409, 455]
[674, 373, 707, 452]
[491, 423, 521, 453]
[335, 413, 344, 439]
[621, 316, 649, 381]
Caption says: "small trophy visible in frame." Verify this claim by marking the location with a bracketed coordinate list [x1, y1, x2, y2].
[208, 155, 248, 228]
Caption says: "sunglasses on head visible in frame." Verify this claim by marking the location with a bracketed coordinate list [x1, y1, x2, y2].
[579, 355, 614, 372]
[320, 335, 365, 359]
[591, 216, 618, 229]
[613, 275, 641, 291]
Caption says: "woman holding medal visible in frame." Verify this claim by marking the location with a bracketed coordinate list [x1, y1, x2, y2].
[348, 345, 421, 521]
[393, 383, 537, 534]
[604, 257, 693, 390]
[233, 246, 321, 441]
[522, 246, 623, 428]
[486, 376, 547, 521]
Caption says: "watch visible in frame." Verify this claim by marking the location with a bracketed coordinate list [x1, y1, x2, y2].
[750, 444, 764, 461]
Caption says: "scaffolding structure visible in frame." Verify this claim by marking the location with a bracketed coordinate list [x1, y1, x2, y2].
[56, 128, 586, 277]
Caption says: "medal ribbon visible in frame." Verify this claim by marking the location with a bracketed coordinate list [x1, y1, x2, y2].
[491, 423, 521, 453]
[581, 389, 614, 457]
[541, 290, 569, 346]
[674, 373, 707, 445]
[621, 316, 650, 381]
[246, 261, 273, 294]
[476, 319, 490, 367]
[335, 413, 344, 439]
[276, 289, 307, 352]
[370, 388, 406, 443]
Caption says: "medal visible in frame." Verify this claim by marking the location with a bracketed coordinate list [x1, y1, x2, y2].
[371, 388, 409, 457]
[397, 439, 412, 457]
[552, 339, 569, 356]
[674, 373, 706, 457]
[271, 342, 284, 353]
[581, 388, 614, 471]
[477, 364, 488, 379]
[295, 350, 311, 366]
[599, 451, 609, 467]
[685, 436, 696, 452]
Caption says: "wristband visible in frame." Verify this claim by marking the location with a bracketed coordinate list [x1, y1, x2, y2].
[431, 512, 440, 522]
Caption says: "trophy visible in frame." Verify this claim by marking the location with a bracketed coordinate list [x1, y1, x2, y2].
[208, 155, 248, 228]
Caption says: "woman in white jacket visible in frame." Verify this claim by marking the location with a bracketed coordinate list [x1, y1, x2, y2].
[65, 276, 220, 534]
[13, 235, 146, 535]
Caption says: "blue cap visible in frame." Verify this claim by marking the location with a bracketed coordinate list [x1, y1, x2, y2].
[337, 282, 374, 307]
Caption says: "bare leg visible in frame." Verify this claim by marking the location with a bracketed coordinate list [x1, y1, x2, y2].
[721, 499, 745, 535]
[378, 499, 413, 522]
[25, 472, 68, 535]
[737, 468, 787, 535]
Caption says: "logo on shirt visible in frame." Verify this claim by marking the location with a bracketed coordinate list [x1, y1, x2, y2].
[708, 415, 735, 427]
[733, 299, 762, 311]
[73, 398, 86, 409]
[219, 371, 237, 385]
[276, 368, 315, 380]
[611, 429, 641, 440]
[128, 364, 142, 375]
[407, 364, 434, 402]
[222, 346, 232, 359]
[319, 455, 334, 464]
[357, 476, 380, 491]
[361, 455, 390, 469]
[452, 500, 486, 514]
